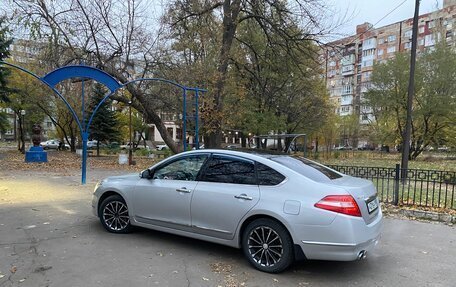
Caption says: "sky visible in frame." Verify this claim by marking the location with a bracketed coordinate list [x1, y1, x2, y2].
[328, 0, 443, 38]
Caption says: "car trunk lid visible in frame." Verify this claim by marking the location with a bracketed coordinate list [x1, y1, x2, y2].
[330, 175, 380, 224]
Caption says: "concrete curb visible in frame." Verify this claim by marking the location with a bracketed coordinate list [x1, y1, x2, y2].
[399, 209, 456, 224]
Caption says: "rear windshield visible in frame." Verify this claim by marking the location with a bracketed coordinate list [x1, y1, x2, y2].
[271, 156, 342, 182]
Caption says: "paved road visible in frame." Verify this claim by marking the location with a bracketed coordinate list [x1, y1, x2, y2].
[0, 172, 455, 287]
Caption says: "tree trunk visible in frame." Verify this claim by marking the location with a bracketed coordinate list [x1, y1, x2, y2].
[206, 0, 242, 148]
[104, 69, 180, 154]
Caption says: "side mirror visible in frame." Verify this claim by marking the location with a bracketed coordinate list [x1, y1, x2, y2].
[139, 169, 152, 179]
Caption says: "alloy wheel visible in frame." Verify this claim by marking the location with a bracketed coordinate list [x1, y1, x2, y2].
[247, 226, 283, 267]
[102, 200, 130, 231]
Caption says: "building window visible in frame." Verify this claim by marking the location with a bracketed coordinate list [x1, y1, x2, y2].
[362, 71, 372, 81]
[418, 38, 424, 45]
[342, 85, 352, 94]
[387, 46, 396, 53]
[404, 30, 412, 38]
[329, 61, 336, 67]
[428, 20, 435, 29]
[419, 26, 425, 33]
[362, 49, 375, 57]
[378, 38, 384, 44]
[362, 60, 373, 67]
[425, 34, 435, 46]
[377, 49, 384, 56]
[176, 128, 182, 140]
[387, 35, 396, 42]
[167, 127, 174, 138]
[404, 42, 412, 49]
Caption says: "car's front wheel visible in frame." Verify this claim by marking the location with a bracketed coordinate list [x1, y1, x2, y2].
[99, 195, 132, 233]
[241, 218, 294, 273]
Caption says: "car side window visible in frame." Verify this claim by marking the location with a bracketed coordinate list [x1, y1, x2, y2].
[256, 163, 285, 186]
[200, 155, 256, 185]
[153, 154, 208, 181]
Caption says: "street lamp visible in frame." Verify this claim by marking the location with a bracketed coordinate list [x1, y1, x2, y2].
[128, 100, 133, 165]
[20, 110, 26, 154]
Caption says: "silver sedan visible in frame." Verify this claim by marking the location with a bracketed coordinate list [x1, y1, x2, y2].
[92, 149, 382, 273]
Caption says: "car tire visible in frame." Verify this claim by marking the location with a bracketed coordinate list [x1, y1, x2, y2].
[241, 218, 294, 273]
[99, 195, 132, 234]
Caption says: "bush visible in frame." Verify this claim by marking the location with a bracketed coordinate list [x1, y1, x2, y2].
[134, 149, 150, 157]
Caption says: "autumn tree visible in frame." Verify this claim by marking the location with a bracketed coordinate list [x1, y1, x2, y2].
[0, 17, 10, 133]
[0, 16, 12, 103]
[9, 0, 339, 150]
[365, 43, 456, 159]
[9, 0, 184, 152]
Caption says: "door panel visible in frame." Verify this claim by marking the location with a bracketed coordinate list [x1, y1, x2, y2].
[133, 179, 197, 230]
[191, 154, 260, 240]
[191, 182, 259, 239]
[132, 154, 208, 231]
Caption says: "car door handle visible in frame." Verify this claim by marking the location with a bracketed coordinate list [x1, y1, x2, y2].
[234, 194, 253, 201]
[176, 187, 191, 193]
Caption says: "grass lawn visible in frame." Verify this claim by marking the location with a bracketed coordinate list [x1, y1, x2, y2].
[311, 150, 456, 172]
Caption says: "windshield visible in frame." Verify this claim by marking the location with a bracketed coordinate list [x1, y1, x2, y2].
[271, 156, 342, 182]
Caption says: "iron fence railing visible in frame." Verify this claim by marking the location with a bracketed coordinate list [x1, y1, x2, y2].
[326, 164, 456, 210]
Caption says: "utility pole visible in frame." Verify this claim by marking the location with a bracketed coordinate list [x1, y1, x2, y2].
[401, 0, 420, 179]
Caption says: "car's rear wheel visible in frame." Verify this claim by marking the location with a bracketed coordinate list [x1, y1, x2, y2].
[241, 218, 294, 273]
[99, 195, 131, 233]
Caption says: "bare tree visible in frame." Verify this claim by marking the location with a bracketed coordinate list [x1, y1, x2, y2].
[10, 0, 184, 152]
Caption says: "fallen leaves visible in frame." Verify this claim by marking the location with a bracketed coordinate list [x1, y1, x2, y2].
[210, 262, 248, 287]
[0, 149, 158, 176]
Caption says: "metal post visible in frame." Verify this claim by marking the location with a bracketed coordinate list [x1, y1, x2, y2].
[195, 89, 199, 149]
[81, 78, 87, 184]
[393, 163, 400, 205]
[81, 131, 88, 184]
[183, 89, 187, 151]
[128, 100, 133, 165]
[81, 78, 85, 130]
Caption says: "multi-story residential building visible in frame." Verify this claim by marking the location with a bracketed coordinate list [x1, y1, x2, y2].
[324, 0, 456, 147]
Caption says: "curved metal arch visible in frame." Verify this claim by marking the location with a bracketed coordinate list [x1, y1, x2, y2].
[0, 61, 84, 132]
[42, 65, 122, 92]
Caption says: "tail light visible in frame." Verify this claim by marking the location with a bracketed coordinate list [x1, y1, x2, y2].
[314, 195, 362, 217]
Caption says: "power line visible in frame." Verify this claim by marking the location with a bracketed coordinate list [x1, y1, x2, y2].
[326, 0, 409, 51]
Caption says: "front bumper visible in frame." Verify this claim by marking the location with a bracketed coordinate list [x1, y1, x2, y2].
[91, 193, 100, 217]
[295, 209, 383, 261]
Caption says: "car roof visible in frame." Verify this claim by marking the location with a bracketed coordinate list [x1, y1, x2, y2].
[185, 148, 288, 160]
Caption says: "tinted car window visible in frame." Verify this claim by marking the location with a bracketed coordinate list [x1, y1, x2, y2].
[256, 163, 285, 186]
[271, 156, 342, 182]
[153, 154, 208, 181]
[201, 155, 256, 185]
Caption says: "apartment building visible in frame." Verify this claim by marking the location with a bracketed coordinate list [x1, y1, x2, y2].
[324, 0, 456, 147]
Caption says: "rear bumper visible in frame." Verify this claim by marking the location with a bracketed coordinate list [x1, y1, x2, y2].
[296, 209, 383, 261]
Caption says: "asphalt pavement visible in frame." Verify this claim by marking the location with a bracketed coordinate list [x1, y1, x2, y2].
[0, 172, 455, 287]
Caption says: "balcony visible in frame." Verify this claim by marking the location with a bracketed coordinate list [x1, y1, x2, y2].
[341, 64, 355, 76]
[341, 85, 353, 96]
[341, 95, 353, 106]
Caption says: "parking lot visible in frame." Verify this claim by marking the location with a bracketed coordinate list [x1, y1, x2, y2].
[0, 170, 455, 287]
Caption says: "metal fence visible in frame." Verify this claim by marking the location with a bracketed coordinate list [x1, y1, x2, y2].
[327, 164, 456, 210]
